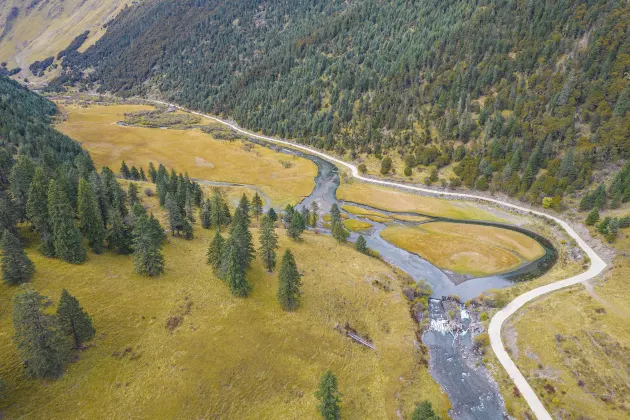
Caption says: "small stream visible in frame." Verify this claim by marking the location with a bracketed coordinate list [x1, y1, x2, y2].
[219, 138, 557, 419]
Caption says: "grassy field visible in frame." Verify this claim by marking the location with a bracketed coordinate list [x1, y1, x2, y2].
[343, 219, 373, 232]
[0, 0, 126, 75]
[499, 227, 630, 419]
[380, 222, 544, 277]
[337, 180, 503, 221]
[0, 188, 449, 419]
[55, 104, 317, 208]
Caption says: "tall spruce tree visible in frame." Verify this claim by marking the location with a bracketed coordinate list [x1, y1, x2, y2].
[148, 162, 157, 183]
[301, 206, 310, 228]
[1, 230, 35, 285]
[165, 192, 185, 236]
[277, 249, 301, 311]
[77, 179, 105, 254]
[354, 235, 368, 254]
[48, 180, 87, 264]
[27, 167, 55, 256]
[13, 288, 68, 379]
[132, 214, 165, 276]
[287, 211, 305, 240]
[200, 199, 211, 229]
[56, 289, 95, 349]
[329, 204, 342, 226]
[89, 171, 108, 227]
[332, 222, 349, 243]
[224, 237, 251, 296]
[128, 182, 139, 206]
[207, 230, 225, 274]
[315, 370, 341, 420]
[230, 204, 255, 269]
[252, 192, 263, 220]
[9, 155, 35, 221]
[258, 215, 278, 272]
[120, 161, 130, 179]
[267, 207, 278, 222]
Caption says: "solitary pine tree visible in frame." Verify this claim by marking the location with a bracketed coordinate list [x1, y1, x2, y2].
[27, 167, 55, 256]
[77, 179, 105, 254]
[259, 215, 278, 272]
[332, 221, 349, 243]
[237, 194, 251, 225]
[310, 201, 319, 227]
[287, 211, 305, 240]
[1, 230, 35, 285]
[267, 207, 278, 222]
[120, 161, 130, 179]
[329, 204, 342, 226]
[132, 215, 165, 277]
[148, 162, 157, 183]
[139, 167, 147, 181]
[207, 230, 225, 274]
[128, 182, 139, 206]
[315, 370, 341, 420]
[225, 237, 251, 296]
[200, 199, 211, 229]
[13, 288, 68, 379]
[56, 289, 95, 349]
[354, 235, 368, 254]
[48, 180, 86, 264]
[585, 207, 600, 226]
[130, 166, 140, 180]
[252, 192, 263, 220]
[411, 400, 440, 420]
[277, 249, 301, 311]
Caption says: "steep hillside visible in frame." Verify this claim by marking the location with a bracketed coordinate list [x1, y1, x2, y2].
[55, 0, 630, 208]
[0, 0, 130, 78]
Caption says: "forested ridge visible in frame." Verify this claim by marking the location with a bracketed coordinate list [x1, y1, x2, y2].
[54, 0, 630, 205]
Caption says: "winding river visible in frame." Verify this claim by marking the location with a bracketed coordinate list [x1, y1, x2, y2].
[239, 139, 557, 419]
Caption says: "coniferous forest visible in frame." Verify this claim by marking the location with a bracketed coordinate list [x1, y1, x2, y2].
[51, 0, 630, 205]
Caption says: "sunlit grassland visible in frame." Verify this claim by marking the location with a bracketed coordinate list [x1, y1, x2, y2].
[55, 104, 317, 208]
[0, 188, 449, 419]
[380, 222, 544, 277]
[0, 0, 126, 72]
[337, 180, 504, 221]
[342, 219, 373, 232]
[498, 228, 630, 419]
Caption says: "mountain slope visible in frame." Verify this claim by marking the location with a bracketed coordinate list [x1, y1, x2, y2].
[0, 0, 130, 77]
[57, 0, 630, 207]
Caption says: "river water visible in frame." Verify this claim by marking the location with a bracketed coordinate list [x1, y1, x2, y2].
[225, 139, 557, 419]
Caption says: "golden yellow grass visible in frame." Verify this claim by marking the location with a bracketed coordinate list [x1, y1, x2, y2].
[342, 205, 393, 223]
[55, 104, 317, 208]
[500, 228, 630, 419]
[337, 181, 502, 221]
[0, 195, 449, 419]
[0, 0, 126, 72]
[380, 223, 543, 276]
[343, 219, 373, 232]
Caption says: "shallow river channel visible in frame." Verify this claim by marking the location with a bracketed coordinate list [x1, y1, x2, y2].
[227, 138, 557, 419]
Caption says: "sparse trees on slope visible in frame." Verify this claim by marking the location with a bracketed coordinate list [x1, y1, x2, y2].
[1, 230, 35, 285]
[207, 230, 225, 274]
[277, 249, 301, 311]
[585, 207, 600, 226]
[315, 370, 341, 420]
[259, 215, 278, 272]
[56, 289, 95, 349]
[77, 179, 105, 254]
[48, 180, 86, 264]
[13, 288, 68, 379]
[27, 167, 54, 256]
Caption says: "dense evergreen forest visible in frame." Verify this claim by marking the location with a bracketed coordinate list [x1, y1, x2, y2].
[53, 0, 630, 205]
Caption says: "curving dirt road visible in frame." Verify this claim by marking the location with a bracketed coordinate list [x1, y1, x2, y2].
[150, 99, 606, 420]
